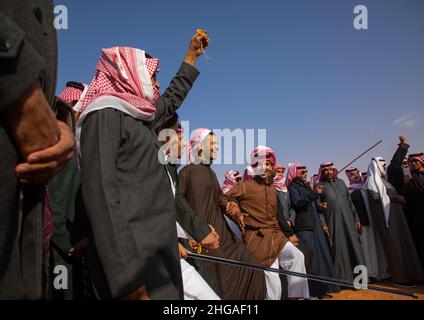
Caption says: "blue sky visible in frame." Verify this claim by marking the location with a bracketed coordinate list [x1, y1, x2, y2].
[56, 0, 424, 184]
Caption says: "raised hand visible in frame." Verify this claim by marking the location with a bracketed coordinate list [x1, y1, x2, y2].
[184, 29, 211, 65]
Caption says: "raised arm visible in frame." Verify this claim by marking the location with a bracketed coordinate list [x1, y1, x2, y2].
[390, 136, 410, 168]
[152, 31, 210, 129]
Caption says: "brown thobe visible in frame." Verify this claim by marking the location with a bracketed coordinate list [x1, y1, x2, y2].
[221, 177, 288, 267]
[178, 164, 267, 300]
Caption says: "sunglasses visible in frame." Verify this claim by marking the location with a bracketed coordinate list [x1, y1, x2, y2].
[300, 170, 308, 174]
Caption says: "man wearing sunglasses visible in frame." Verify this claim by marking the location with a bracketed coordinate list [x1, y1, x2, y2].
[286, 163, 339, 298]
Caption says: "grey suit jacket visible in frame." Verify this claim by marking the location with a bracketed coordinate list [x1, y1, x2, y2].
[0, 0, 57, 299]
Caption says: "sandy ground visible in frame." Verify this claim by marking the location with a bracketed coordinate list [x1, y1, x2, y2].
[322, 281, 424, 300]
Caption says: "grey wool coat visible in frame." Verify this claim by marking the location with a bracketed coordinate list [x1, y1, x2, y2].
[80, 62, 199, 299]
[0, 0, 57, 299]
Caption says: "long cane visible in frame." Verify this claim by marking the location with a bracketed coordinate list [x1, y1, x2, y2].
[338, 140, 383, 173]
[187, 252, 417, 299]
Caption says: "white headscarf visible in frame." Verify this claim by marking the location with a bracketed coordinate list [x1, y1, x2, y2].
[364, 157, 390, 227]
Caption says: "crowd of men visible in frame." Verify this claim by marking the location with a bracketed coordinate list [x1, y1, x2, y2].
[1, 1, 423, 300]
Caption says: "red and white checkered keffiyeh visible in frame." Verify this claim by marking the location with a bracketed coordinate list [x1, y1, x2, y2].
[58, 86, 84, 105]
[79, 46, 160, 121]
[187, 128, 212, 164]
[250, 146, 276, 166]
[243, 165, 255, 181]
[318, 161, 339, 182]
[345, 166, 365, 191]
[58, 83, 89, 112]
[285, 162, 304, 187]
[221, 170, 242, 193]
[273, 163, 287, 192]
[408, 152, 424, 167]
